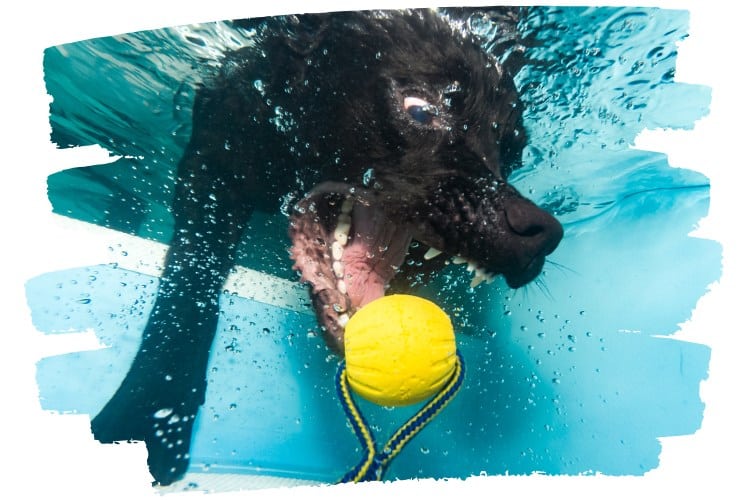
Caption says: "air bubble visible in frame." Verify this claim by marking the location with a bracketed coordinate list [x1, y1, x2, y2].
[362, 167, 375, 187]
[153, 408, 173, 419]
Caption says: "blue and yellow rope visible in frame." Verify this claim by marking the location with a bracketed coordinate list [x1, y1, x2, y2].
[336, 351, 465, 483]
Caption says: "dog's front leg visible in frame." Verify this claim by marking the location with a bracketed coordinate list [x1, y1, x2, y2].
[91, 85, 256, 485]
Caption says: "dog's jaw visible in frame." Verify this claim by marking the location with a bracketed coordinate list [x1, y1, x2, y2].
[289, 187, 414, 352]
[288, 173, 563, 353]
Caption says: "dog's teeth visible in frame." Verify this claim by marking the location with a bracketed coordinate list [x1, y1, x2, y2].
[424, 247, 443, 260]
[337, 279, 347, 294]
[337, 313, 350, 327]
[453, 256, 467, 264]
[469, 267, 495, 288]
[340, 196, 354, 215]
[334, 220, 351, 246]
[334, 200, 353, 247]
[477, 268, 496, 284]
[470, 274, 484, 288]
[331, 241, 344, 260]
[333, 260, 345, 278]
[334, 232, 348, 247]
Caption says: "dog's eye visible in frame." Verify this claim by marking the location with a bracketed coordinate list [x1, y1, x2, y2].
[404, 96, 438, 125]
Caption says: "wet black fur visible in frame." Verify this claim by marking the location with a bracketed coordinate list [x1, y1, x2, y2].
[91, 9, 562, 485]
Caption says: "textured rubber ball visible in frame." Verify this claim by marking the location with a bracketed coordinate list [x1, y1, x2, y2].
[344, 294, 457, 406]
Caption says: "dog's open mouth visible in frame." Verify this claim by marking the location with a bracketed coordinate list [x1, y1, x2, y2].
[288, 182, 502, 354]
[289, 186, 411, 353]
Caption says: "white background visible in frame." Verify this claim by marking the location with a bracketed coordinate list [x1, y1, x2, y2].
[1, 1, 747, 498]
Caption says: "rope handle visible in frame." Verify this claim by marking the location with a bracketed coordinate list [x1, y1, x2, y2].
[336, 351, 465, 483]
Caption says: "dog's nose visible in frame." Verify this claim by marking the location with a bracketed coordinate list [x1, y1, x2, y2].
[505, 196, 564, 256]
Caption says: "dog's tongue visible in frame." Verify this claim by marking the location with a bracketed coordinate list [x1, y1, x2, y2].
[288, 188, 413, 352]
[340, 201, 413, 306]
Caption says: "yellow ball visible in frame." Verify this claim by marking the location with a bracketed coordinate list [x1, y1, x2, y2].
[344, 294, 457, 407]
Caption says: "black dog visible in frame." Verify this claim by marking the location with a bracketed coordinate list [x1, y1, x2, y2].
[90, 9, 563, 485]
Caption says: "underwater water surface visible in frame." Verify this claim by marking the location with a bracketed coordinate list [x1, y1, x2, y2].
[28, 5, 719, 486]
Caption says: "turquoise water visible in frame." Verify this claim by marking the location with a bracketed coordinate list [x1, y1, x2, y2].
[30, 6, 720, 484]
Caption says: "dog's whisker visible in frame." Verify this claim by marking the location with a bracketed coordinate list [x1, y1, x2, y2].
[533, 277, 554, 301]
[545, 259, 578, 277]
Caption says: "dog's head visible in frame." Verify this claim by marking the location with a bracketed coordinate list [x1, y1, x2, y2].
[276, 10, 563, 351]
